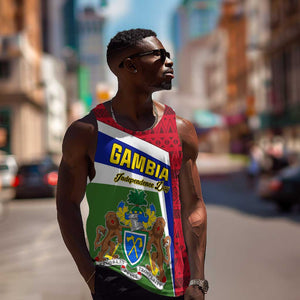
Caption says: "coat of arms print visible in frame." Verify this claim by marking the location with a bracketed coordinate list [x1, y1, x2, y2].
[93, 189, 172, 290]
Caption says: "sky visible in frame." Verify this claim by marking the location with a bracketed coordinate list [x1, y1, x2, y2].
[77, 0, 182, 48]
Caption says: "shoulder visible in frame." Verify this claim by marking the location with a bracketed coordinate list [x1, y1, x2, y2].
[176, 115, 198, 162]
[63, 112, 97, 158]
[64, 112, 97, 143]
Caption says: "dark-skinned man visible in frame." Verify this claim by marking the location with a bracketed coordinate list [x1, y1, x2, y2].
[57, 28, 208, 300]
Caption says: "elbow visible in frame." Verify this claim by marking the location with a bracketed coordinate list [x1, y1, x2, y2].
[187, 206, 207, 237]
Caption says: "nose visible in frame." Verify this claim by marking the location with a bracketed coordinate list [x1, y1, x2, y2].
[165, 56, 173, 67]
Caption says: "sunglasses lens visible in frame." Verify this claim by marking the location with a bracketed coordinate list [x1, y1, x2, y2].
[160, 49, 170, 63]
[160, 50, 166, 62]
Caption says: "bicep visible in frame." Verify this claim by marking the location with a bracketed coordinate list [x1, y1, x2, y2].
[56, 123, 90, 208]
[56, 157, 88, 206]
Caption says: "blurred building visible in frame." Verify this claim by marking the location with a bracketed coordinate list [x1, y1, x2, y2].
[41, 0, 83, 124]
[219, 0, 249, 153]
[263, 0, 300, 154]
[41, 55, 67, 161]
[177, 29, 227, 116]
[171, 0, 225, 116]
[77, 6, 106, 109]
[0, 0, 69, 163]
[63, 0, 79, 53]
[41, 0, 66, 58]
[245, 0, 270, 129]
[173, 0, 222, 52]
[0, 0, 45, 161]
[41, 0, 109, 125]
[179, 29, 230, 152]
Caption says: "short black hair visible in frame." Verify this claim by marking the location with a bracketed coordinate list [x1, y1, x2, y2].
[107, 28, 157, 66]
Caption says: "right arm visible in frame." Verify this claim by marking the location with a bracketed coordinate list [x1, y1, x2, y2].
[56, 115, 97, 292]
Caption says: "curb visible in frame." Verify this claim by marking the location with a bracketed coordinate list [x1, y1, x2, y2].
[196, 153, 247, 176]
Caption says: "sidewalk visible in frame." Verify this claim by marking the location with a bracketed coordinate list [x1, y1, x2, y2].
[196, 152, 248, 176]
[0, 188, 14, 219]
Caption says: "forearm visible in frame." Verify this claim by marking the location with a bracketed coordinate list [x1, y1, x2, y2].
[179, 158, 207, 279]
[57, 201, 94, 280]
[182, 205, 207, 279]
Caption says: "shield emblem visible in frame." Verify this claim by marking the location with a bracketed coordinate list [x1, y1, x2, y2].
[123, 229, 148, 267]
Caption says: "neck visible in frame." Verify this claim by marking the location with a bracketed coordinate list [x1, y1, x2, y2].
[110, 91, 157, 131]
[113, 90, 154, 118]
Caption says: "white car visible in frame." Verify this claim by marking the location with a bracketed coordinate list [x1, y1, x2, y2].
[0, 155, 18, 188]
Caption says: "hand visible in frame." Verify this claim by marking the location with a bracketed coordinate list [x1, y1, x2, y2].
[184, 285, 205, 300]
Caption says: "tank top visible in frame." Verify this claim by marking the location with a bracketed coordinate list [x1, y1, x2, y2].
[86, 103, 190, 297]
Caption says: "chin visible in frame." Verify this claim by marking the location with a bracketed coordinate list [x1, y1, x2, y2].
[161, 82, 172, 90]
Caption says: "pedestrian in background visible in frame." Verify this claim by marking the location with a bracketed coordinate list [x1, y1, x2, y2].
[247, 142, 263, 187]
[56, 28, 208, 300]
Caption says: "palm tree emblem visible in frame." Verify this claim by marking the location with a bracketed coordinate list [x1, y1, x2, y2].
[126, 190, 148, 231]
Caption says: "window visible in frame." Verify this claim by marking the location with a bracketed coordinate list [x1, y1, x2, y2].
[0, 60, 11, 79]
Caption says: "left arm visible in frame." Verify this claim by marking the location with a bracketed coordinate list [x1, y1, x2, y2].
[178, 118, 207, 300]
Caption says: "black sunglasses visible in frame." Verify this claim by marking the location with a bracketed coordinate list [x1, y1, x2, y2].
[119, 49, 171, 68]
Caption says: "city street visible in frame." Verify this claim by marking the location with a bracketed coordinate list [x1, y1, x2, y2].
[0, 172, 299, 300]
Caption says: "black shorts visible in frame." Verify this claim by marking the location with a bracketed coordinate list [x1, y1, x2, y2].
[92, 266, 184, 300]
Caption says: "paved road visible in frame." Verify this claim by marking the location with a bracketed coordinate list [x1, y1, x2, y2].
[0, 198, 91, 300]
[0, 172, 299, 300]
[202, 172, 300, 300]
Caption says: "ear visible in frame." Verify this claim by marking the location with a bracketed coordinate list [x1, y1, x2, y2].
[123, 58, 138, 73]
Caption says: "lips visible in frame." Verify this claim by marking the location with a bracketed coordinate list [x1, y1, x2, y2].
[164, 69, 174, 79]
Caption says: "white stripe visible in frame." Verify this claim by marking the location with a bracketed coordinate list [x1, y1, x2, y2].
[92, 162, 157, 193]
[97, 121, 170, 166]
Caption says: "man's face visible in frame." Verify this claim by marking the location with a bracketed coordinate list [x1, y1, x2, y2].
[121, 36, 174, 92]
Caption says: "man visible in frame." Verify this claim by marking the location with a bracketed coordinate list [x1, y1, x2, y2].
[57, 28, 207, 300]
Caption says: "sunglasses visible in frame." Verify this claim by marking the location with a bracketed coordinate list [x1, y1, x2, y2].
[119, 49, 171, 68]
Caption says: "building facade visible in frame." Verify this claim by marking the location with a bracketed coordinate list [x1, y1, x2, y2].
[177, 29, 228, 115]
[41, 0, 83, 125]
[218, 0, 250, 153]
[245, 0, 270, 124]
[172, 0, 222, 53]
[262, 0, 300, 154]
[41, 0, 67, 58]
[77, 7, 106, 110]
[41, 55, 67, 162]
[0, 0, 45, 162]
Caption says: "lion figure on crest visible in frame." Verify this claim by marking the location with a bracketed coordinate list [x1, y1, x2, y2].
[146, 217, 171, 283]
[94, 211, 123, 261]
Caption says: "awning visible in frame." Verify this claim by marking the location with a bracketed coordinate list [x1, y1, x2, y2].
[193, 110, 225, 128]
[224, 113, 246, 126]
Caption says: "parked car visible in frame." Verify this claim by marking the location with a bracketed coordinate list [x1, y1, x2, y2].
[0, 154, 18, 188]
[13, 158, 58, 199]
[257, 164, 300, 211]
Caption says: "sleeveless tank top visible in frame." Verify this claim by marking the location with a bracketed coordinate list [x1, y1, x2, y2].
[86, 103, 190, 297]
